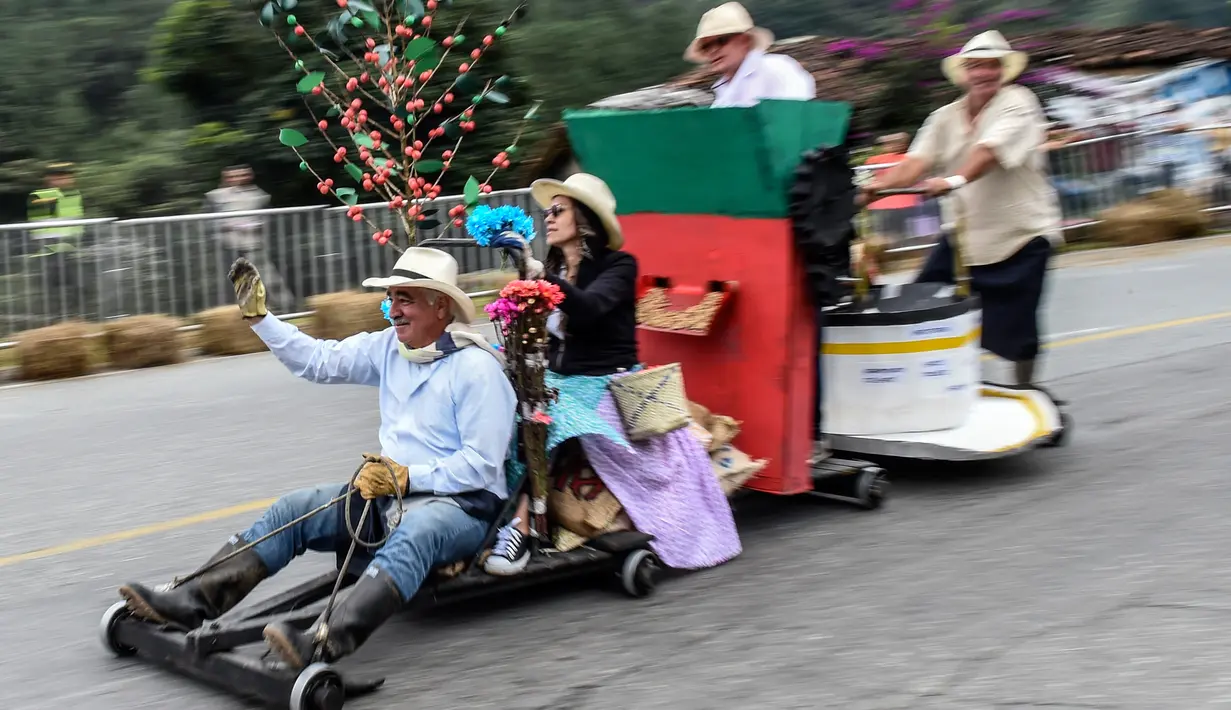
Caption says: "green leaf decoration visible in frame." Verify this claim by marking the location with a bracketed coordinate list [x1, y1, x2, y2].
[279, 128, 309, 147]
[420, 218, 441, 230]
[453, 33, 466, 45]
[504, 144, 518, 155]
[347, 0, 377, 11]
[296, 71, 326, 94]
[259, 2, 277, 27]
[463, 176, 481, 206]
[282, 0, 299, 8]
[374, 43, 393, 67]
[352, 133, 375, 149]
[335, 187, 359, 205]
[421, 207, 439, 217]
[400, 0, 425, 20]
[404, 37, 436, 61]
[494, 75, 513, 89]
[328, 16, 348, 46]
[416, 159, 444, 172]
[454, 72, 481, 95]
[484, 90, 510, 105]
[345, 163, 364, 183]
[361, 10, 381, 30]
[444, 121, 461, 138]
[326, 105, 341, 117]
[523, 101, 542, 120]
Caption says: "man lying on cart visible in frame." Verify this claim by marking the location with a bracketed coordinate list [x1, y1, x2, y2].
[117, 248, 518, 670]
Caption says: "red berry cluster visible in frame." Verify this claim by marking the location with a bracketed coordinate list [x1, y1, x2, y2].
[273, 0, 528, 250]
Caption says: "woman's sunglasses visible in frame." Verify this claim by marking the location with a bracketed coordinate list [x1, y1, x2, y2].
[542, 204, 566, 219]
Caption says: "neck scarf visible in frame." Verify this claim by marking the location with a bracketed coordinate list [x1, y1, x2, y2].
[397, 322, 505, 368]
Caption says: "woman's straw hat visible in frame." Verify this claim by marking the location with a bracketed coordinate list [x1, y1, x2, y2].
[530, 173, 625, 250]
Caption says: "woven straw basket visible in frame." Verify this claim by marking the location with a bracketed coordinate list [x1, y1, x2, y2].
[608, 363, 691, 441]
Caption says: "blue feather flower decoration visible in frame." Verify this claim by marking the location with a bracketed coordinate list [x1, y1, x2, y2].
[380, 297, 393, 324]
[465, 204, 536, 247]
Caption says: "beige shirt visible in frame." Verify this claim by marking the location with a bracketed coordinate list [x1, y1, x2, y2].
[908, 84, 1063, 266]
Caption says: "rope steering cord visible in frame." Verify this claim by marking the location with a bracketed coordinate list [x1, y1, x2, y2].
[164, 459, 406, 656]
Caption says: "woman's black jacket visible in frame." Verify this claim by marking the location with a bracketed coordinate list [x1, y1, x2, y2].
[543, 249, 639, 376]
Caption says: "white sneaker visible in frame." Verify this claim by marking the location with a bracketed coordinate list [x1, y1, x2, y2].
[484, 517, 530, 576]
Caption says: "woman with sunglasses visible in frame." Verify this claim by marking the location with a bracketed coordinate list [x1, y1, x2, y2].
[483, 173, 742, 577]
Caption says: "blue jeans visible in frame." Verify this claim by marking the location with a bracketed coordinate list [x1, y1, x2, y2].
[239, 484, 489, 602]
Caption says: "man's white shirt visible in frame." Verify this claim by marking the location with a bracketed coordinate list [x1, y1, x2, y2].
[711, 50, 816, 108]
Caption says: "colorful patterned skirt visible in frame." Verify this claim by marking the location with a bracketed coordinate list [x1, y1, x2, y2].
[508, 368, 742, 570]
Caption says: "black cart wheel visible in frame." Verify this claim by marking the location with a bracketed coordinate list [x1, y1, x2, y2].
[290, 663, 345, 710]
[99, 601, 137, 657]
[620, 549, 660, 598]
[855, 469, 889, 510]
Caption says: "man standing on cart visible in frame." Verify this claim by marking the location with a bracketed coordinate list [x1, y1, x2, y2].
[860, 30, 1063, 388]
[684, 2, 815, 107]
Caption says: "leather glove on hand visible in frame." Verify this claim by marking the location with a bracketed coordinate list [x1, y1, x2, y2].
[227, 257, 268, 318]
[493, 231, 545, 279]
[355, 453, 410, 500]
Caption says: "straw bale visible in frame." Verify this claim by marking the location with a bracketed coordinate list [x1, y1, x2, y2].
[308, 291, 389, 341]
[195, 306, 268, 356]
[102, 314, 185, 370]
[1095, 189, 1210, 246]
[14, 320, 96, 381]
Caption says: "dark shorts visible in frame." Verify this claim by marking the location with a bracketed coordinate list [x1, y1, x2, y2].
[915, 234, 1053, 362]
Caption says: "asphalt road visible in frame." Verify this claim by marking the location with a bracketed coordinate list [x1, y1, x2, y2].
[4, 238, 1231, 709]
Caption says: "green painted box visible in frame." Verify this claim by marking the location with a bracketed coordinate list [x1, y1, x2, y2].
[562, 100, 852, 218]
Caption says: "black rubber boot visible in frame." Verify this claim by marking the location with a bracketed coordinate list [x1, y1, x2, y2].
[118, 537, 269, 631]
[1014, 359, 1036, 388]
[263, 566, 404, 670]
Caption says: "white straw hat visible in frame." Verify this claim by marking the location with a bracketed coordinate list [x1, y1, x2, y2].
[684, 2, 775, 64]
[530, 173, 625, 250]
[361, 247, 475, 323]
[941, 30, 1029, 87]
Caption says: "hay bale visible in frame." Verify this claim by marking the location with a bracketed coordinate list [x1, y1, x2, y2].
[195, 306, 268, 356]
[456, 269, 517, 294]
[103, 315, 185, 370]
[1095, 189, 1211, 246]
[307, 291, 389, 341]
[14, 320, 96, 381]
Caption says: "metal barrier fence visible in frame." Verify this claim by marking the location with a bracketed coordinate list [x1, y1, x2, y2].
[0, 188, 546, 340]
[857, 123, 1231, 255]
[3, 124, 1230, 341]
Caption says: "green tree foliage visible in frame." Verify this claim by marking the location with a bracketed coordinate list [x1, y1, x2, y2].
[0, 0, 1224, 222]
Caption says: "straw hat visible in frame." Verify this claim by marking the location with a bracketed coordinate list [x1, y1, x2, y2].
[941, 30, 1029, 87]
[684, 2, 775, 64]
[530, 173, 625, 251]
[361, 247, 475, 323]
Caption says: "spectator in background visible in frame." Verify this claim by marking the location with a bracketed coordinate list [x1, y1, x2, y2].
[206, 165, 291, 311]
[864, 133, 924, 244]
[27, 162, 87, 322]
[684, 2, 815, 108]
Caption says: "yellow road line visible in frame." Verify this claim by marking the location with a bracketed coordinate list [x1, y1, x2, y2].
[4, 308, 1231, 570]
[0, 498, 276, 568]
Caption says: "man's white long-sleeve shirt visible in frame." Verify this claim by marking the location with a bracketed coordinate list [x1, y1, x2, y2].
[711, 49, 816, 108]
[251, 314, 516, 499]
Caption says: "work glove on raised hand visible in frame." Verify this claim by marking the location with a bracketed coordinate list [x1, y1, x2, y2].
[355, 453, 410, 500]
[227, 257, 268, 318]
[492, 231, 544, 279]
